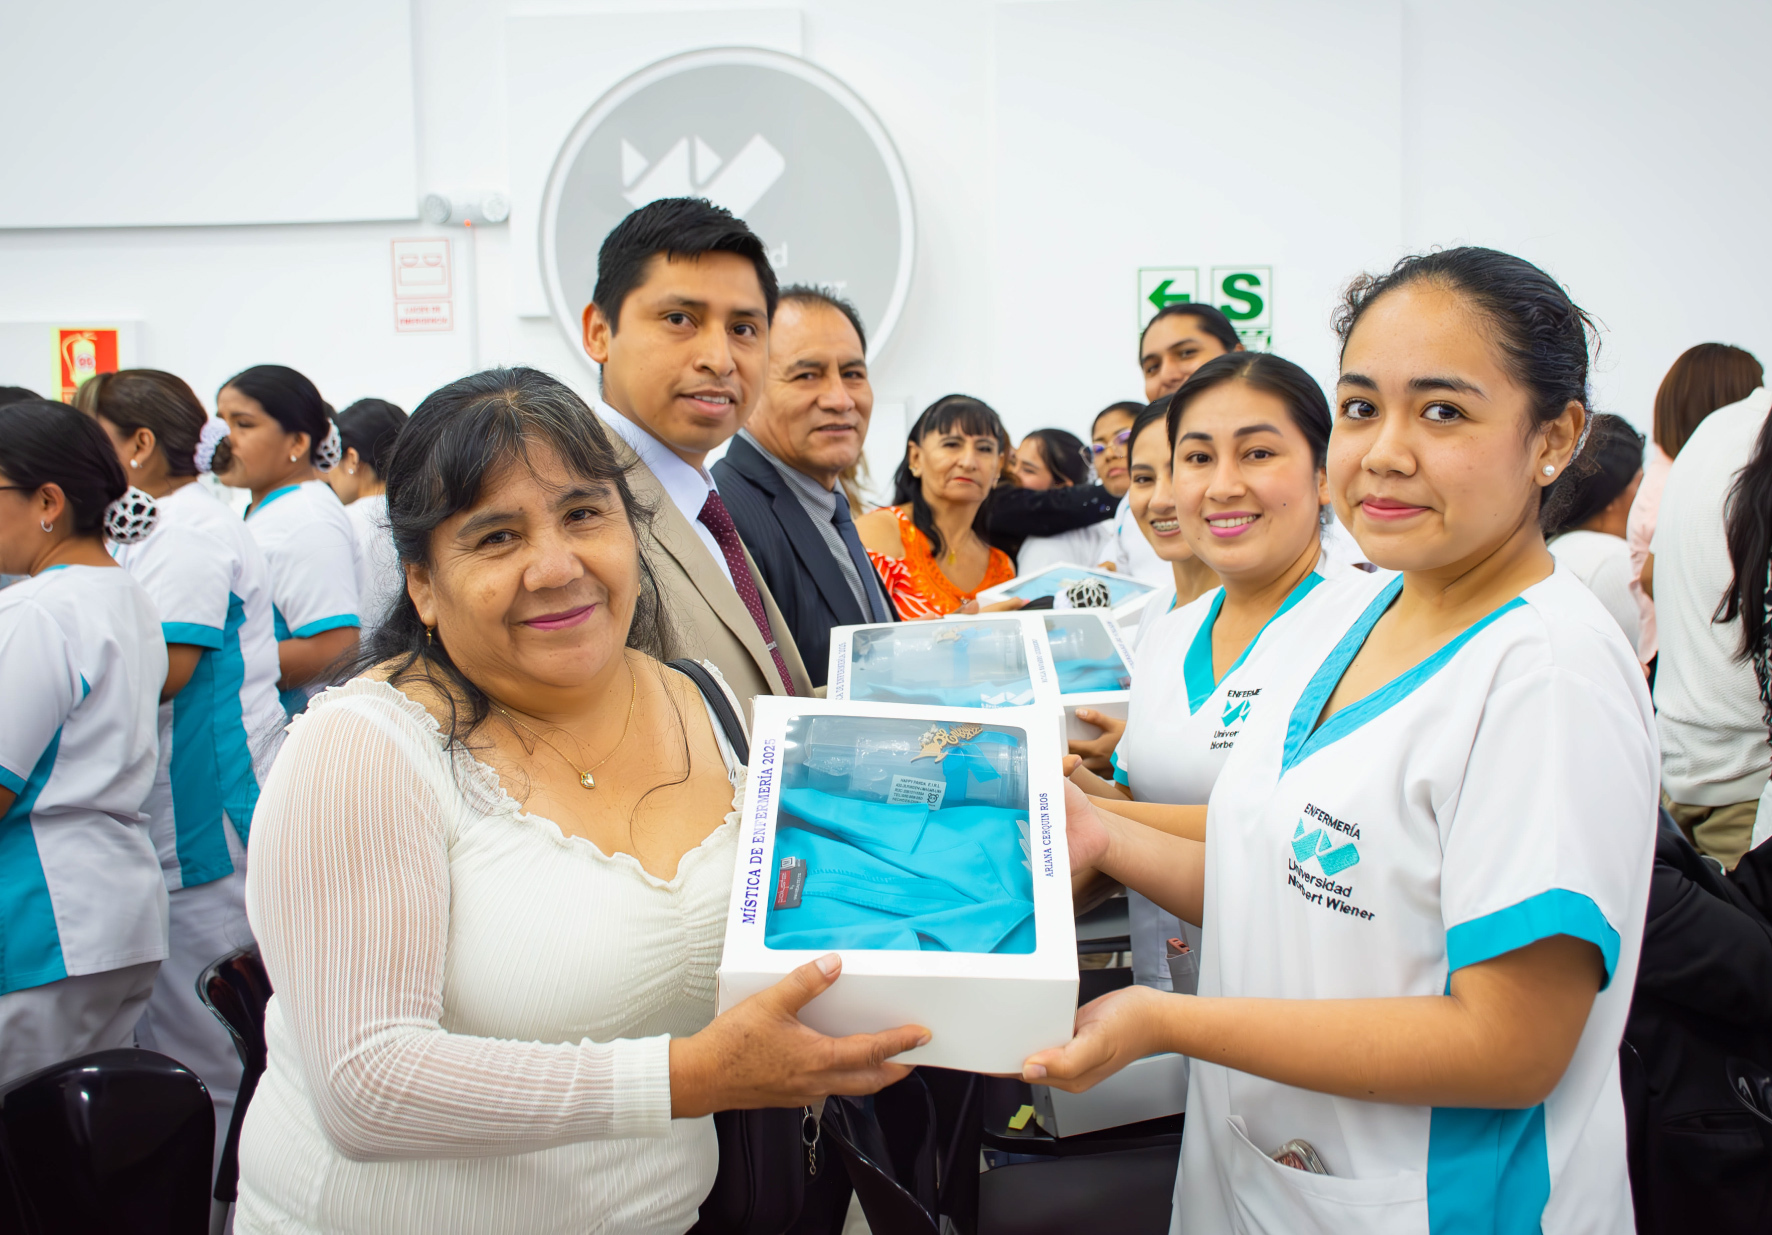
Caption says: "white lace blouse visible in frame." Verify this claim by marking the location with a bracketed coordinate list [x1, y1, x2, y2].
[235, 674, 744, 1235]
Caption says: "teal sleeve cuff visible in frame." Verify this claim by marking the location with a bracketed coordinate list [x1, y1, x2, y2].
[288, 614, 360, 639]
[1446, 889, 1622, 990]
[1109, 749, 1130, 787]
[162, 621, 223, 650]
[0, 764, 24, 795]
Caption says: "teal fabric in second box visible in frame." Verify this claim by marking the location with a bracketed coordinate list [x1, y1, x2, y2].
[1052, 655, 1130, 694]
[764, 787, 1035, 954]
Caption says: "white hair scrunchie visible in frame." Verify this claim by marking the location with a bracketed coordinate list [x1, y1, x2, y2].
[105, 486, 159, 544]
[194, 419, 229, 473]
[315, 421, 343, 472]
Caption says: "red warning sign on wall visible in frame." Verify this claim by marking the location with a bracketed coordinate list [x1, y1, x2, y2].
[56, 328, 119, 402]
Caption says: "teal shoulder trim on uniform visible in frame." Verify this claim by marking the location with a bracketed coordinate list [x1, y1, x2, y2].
[1427, 1104, 1549, 1235]
[290, 613, 359, 639]
[163, 621, 224, 650]
[1110, 748, 1129, 787]
[272, 606, 291, 642]
[246, 484, 301, 519]
[1447, 888, 1621, 990]
[1283, 581, 1524, 774]
[0, 764, 24, 795]
[0, 728, 69, 994]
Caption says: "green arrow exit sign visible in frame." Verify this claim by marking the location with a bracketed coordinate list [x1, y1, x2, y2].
[1137, 265, 1273, 351]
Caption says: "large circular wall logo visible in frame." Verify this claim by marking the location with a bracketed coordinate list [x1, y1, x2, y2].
[540, 47, 915, 364]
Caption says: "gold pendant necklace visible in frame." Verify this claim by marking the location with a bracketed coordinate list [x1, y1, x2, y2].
[494, 662, 638, 790]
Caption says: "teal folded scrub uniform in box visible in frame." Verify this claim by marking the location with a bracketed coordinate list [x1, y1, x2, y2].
[1051, 655, 1130, 694]
[848, 624, 1035, 708]
[765, 787, 1036, 954]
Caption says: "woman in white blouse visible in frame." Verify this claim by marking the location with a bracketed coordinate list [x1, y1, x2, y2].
[236, 369, 926, 1235]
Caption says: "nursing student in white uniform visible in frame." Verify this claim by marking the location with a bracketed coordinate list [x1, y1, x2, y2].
[1065, 399, 1220, 774]
[82, 369, 287, 1168]
[1073, 355, 1354, 994]
[326, 397, 409, 640]
[0, 399, 168, 1083]
[1030, 248, 1658, 1235]
[215, 365, 362, 717]
[1543, 414, 1645, 657]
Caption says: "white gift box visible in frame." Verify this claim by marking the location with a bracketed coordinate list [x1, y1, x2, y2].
[716, 696, 1079, 1074]
[976, 561, 1161, 627]
[827, 611, 1135, 745]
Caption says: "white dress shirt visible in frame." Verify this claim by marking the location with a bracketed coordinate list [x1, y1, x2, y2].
[594, 400, 734, 588]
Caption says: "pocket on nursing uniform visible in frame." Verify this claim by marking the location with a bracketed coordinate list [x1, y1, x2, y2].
[1221, 1116, 1425, 1235]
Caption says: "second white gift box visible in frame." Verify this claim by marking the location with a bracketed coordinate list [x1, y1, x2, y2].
[716, 696, 1079, 1074]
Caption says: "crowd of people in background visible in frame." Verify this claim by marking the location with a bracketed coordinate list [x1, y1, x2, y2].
[2, 195, 1771, 1235]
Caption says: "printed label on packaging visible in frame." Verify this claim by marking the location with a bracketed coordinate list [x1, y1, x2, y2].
[775, 857, 807, 909]
[887, 774, 948, 809]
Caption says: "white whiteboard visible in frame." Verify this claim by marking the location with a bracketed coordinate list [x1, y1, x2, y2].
[0, 0, 418, 228]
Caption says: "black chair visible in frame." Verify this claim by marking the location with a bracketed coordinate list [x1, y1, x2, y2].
[0, 1048, 213, 1234]
[196, 948, 273, 1211]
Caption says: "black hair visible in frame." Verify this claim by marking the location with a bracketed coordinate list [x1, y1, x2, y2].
[220, 365, 332, 465]
[0, 400, 128, 537]
[335, 398, 409, 478]
[1718, 410, 1772, 667]
[74, 370, 207, 476]
[352, 368, 668, 750]
[891, 394, 1011, 561]
[0, 386, 40, 406]
[1021, 428, 1091, 487]
[1540, 413, 1644, 539]
[779, 284, 867, 355]
[1090, 400, 1144, 438]
[1335, 247, 1596, 527]
[592, 197, 779, 332]
[1139, 303, 1242, 356]
[1165, 352, 1333, 469]
[1128, 397, 1171, 461]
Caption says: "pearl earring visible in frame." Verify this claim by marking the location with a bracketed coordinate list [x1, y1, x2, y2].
[1542, 465, 1556, 476]
[40, 520, 52, 533]
[290, 454, 300, 463]
[129, 459, 139, 470]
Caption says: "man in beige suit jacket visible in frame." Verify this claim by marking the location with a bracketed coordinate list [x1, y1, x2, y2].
[580, 197, 813, 719]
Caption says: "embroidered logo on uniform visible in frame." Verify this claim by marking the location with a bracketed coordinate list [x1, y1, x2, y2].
[1291, 823, 1360, 874]
[1285, 804, 1376, 921]
[1222, 698, 1252, 726]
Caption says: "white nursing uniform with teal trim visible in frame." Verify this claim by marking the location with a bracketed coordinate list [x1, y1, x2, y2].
[1112, 567, 1341, 989]
[1173, 567, 1656, 1235]
[114, 482, 287, 887]
[0, 565, 168, 996]
[246, 480, 361, 717]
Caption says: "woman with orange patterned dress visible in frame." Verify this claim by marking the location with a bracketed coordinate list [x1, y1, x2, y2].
[855, 395, 1021, 620]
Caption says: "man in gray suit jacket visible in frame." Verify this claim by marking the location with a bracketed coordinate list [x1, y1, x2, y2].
[579, 198, 812, 717]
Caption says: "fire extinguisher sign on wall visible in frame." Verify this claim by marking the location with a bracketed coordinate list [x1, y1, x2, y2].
[55, 328, 120, 403]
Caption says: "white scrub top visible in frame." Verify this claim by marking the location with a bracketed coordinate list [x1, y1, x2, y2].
[245, 480, 361, 717]
[346, 492, 403, 638]
[1175, 567, 1657, 1235]
[1017, 522, 1116, 579]
[1108, 494, 1175, 587]
[0, 565, 169, 995]
[113, 482, 288, 890]
[1113, 567, 1348, 988]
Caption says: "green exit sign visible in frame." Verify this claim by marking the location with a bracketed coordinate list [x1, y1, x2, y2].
[1137, 265, 1273, 351]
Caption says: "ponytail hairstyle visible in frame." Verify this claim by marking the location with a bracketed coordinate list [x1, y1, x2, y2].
[1540, 413, 1644, 539]
[335, 398, 409, 478]
[218, 365, 332, 466]
[891, 394, 1012, 560]
[1334, 247, 1596, 529]
[74, 369, 208, 476]
[0, 400, 130, 537]
[1718, 410, 1772, 671]
[1022, 428, 1092, 487]
[351, 367, 665, 748]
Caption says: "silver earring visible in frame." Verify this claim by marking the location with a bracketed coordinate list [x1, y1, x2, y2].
[1542, 465, 1556, 476]
[290, 454, 300, 463]
[129, 459, 139, 470]
[40, 520, 52, 533]
[348, 466, 357, 475]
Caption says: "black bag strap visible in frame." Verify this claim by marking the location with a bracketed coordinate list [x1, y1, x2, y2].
[668, 658, 750, 765]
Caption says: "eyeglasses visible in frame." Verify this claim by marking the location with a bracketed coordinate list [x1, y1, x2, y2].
[1089, 430, 1132, 456]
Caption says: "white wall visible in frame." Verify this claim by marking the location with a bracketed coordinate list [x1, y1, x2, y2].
[2, 0, 1767, 474]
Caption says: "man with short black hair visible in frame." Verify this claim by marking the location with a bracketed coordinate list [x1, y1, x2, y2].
[581, 197, 812, 714]
[714, 287, 893, 688]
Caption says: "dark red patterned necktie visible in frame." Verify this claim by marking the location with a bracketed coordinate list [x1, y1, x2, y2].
[698, 490, 796, 695]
